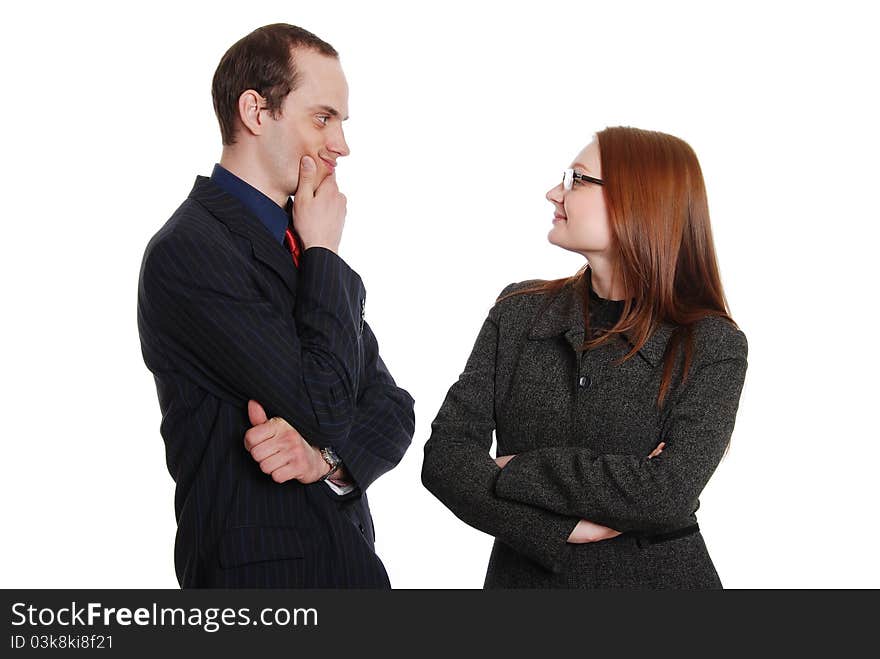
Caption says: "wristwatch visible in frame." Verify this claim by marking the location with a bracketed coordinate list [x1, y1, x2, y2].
[319, 447, 342, 481]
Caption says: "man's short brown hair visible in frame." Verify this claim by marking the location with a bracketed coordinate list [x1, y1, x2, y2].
[211, 23, 338, 145]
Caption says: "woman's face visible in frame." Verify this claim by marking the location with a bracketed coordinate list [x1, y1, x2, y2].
[546, 138, 612, 256]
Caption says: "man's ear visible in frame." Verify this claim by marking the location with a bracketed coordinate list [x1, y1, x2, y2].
[237, 89, 266, 137]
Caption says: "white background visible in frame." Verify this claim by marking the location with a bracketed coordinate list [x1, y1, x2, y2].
[1, 0, 877, 589]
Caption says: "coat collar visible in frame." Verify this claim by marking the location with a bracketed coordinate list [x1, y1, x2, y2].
[527, 277, 675, 366]
[188, 176, 298, 297]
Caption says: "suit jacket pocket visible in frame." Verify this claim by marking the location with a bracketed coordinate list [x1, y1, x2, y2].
[218, 525, 307, 568]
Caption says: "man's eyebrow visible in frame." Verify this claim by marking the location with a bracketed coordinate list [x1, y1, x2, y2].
[309, 104, 349, 121]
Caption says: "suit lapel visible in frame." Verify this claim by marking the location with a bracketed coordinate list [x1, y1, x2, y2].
[188, 176, 298, 297]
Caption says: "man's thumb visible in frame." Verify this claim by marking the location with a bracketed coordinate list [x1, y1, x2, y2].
[248, 399, 268, 426]
[297, 155, 316, 194]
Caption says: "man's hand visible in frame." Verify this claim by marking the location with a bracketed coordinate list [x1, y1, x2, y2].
[244, 399, 331, 484]
[292, 155, 346, 254]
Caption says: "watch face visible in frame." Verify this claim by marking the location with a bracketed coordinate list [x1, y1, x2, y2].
[322, 448, 340, 466]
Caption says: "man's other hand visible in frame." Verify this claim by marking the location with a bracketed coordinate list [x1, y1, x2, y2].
[244, 399, 330, 484]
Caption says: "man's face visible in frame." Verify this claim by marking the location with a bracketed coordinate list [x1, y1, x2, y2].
[260, 48, 350, 197]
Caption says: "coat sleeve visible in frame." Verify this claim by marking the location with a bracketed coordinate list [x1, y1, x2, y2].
[421, 290, 580, 574]
[493, 328, 748, 533]
[139, 232, 364, 447]
[330, 320, 415, 498]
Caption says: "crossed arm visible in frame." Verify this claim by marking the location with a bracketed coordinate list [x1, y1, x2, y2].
[493, 441, 666, 543]
[141, 236, 414, 495]
[492, 349, 747, 533]
[422, 307, 595, 573]
[244, 320, 415, 497]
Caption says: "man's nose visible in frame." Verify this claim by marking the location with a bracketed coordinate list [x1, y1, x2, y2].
[328, 127, 350, 158]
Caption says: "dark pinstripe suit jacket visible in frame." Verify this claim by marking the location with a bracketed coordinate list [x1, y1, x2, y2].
[137, 176, 415, 588]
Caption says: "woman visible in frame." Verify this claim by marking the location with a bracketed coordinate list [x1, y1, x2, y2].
[421, 126, 748, 588]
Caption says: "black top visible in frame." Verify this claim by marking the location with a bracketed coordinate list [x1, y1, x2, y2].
[585, 269, 627, 334]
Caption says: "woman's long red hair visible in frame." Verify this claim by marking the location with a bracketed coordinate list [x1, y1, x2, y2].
[507, 126, 735, 406]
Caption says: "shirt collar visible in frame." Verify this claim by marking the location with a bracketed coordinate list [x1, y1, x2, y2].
[210, 164, 290, 244]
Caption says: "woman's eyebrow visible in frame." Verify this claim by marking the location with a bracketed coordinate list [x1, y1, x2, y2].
[573, 162, 593, 173]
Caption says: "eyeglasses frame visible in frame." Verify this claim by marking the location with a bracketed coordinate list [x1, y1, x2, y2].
[563, 168, 604, 190]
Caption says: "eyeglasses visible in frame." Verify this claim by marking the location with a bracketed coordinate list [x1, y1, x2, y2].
[562, 168, 604, 191]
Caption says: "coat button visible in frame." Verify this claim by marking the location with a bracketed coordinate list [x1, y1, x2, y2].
[578, 375, 591, 388]
[358, 523, 365, 534]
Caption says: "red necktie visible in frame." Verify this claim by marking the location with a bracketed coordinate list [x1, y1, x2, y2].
[284, 226, 301, 267]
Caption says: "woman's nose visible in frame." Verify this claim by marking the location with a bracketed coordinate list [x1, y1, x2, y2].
[546, 182, 564, 204]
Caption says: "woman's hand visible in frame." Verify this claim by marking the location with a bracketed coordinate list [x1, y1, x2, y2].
[568, 519, 622, 543]
[566, 441, 666, 544]
[494, 454, 516, 469]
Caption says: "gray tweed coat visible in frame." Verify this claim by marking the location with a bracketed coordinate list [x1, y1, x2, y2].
[421, 275, 748, 589]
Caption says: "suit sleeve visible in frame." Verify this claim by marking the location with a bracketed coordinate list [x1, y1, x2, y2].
[329, 320, 415, 499]
[139, 233, 363, 447]
[421, 293, 580, 574]
[493, 330, 748, 533]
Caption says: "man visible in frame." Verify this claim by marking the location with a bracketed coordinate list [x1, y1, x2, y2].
[137, 24, 414, 588]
